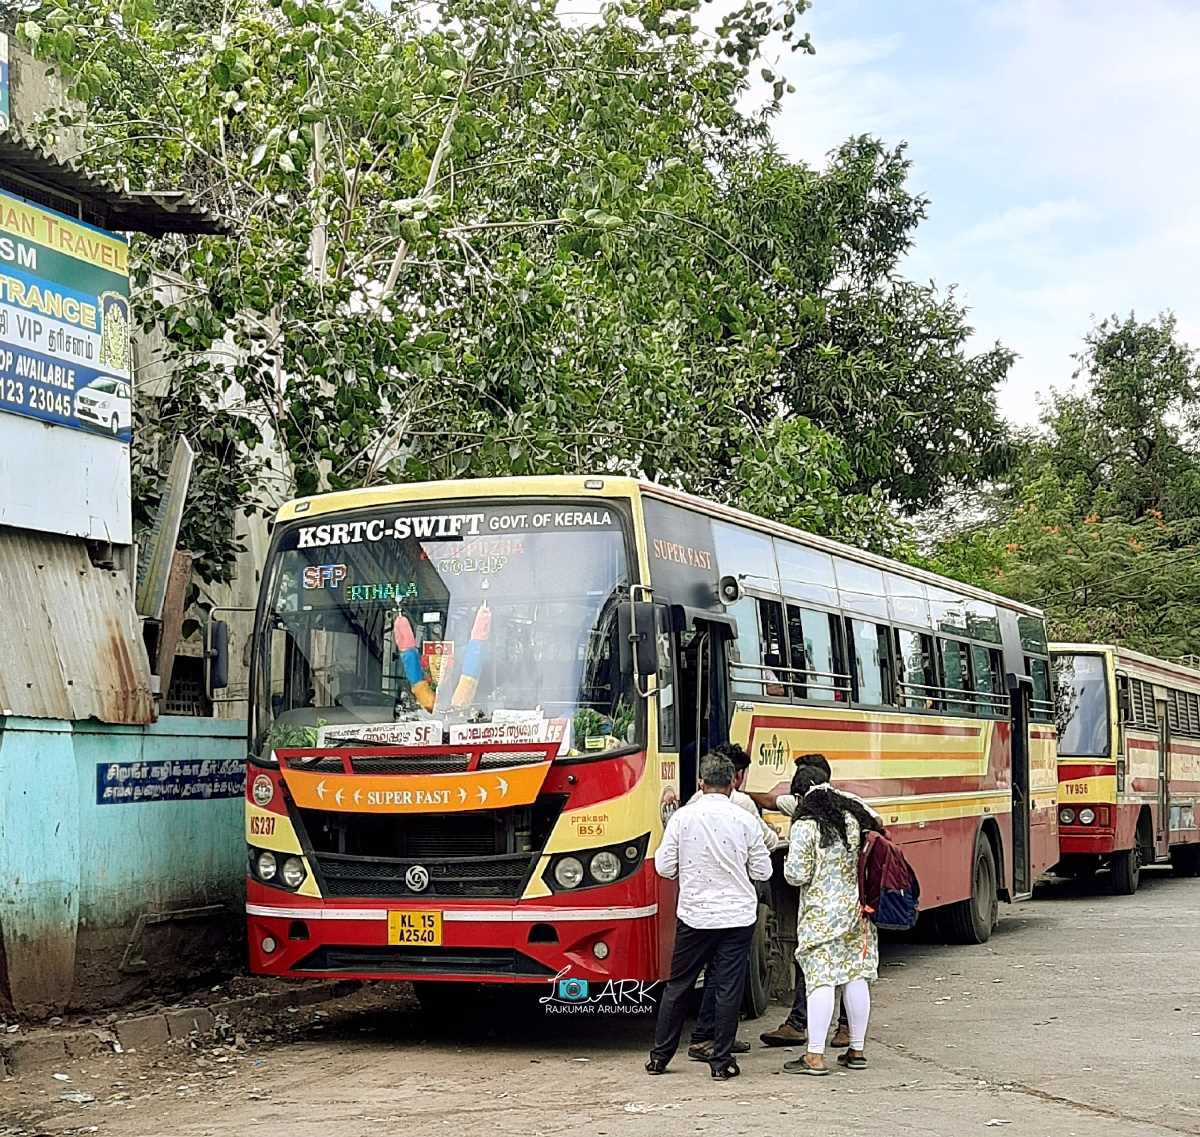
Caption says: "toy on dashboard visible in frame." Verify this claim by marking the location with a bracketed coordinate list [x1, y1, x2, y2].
[393, 614, 436, 712]
[451, 603, 492, 709]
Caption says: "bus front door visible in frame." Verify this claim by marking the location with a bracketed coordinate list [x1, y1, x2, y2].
[676, 620, 732, 802]
[1157, 708, 1171, 857]
[1008, 675, 1033, 898]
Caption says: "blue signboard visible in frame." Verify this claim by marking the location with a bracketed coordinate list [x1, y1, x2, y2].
[0, 188, 132, 444]
[96, 759, 245, 805]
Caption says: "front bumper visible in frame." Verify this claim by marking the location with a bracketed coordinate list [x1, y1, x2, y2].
[1059, 829, 1117, 855]
[246, 881, 662, 985]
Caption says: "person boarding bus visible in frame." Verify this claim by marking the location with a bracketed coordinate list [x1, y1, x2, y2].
[646, 752, 773, 1080]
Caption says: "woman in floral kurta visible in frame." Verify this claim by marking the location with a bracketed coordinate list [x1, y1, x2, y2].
[783, 775, 879, 1074]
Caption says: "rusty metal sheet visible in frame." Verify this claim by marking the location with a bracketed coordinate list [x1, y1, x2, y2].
[0, 529, 154, 724]
[0, 128, 229, 236]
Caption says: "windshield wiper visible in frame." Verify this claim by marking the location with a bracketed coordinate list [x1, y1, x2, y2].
[316, 735, 419, 749]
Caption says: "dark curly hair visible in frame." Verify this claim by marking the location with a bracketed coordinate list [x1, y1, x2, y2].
[790, 765, 882, 849]
[712, 741, 752, 772]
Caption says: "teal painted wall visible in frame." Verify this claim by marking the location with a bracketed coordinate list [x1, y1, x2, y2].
[0, 716, 247, 1017]
[0, 719, 79, 1019]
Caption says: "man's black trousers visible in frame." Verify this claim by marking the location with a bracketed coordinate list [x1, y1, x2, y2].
[650, 919, 754, 1068]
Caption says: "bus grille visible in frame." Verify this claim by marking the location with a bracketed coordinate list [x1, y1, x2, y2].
[349, 755, 472, 775]
[294, 797, 565, 900]
[294, 945, 556, 977]
[315, 851, 533, 898]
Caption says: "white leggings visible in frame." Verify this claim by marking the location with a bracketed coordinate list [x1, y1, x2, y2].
[806, 979, 870, 1054]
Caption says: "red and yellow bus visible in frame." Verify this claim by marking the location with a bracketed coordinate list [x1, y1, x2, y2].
[1051, 644, 1200, 892]
[228, 476, 1058, 1009]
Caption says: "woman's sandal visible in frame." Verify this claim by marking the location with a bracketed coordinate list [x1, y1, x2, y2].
[710, 1060, 740, 1080]
[783, 1056, 831, 1076]
[837, 1050, 868, 1070]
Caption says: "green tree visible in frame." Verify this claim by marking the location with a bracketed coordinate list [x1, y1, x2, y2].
[930, 314, 1200, 657]
[1038, 313, 1200, 519]
[19, 0, 996, 583]
[729, 140, 1015, 513]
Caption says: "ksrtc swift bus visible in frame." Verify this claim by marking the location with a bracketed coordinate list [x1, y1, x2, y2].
[222, 476, 1058, 1010]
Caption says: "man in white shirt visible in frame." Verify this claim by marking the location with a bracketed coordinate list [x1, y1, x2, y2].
[749, 753, 883, 1049]
[646, 752, 773, 1080]
[684, 742, 778, 1061]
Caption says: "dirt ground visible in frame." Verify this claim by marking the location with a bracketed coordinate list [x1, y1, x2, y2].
[3, 870, 1199, 1137]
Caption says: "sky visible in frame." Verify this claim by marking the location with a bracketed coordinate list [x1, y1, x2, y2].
[755, 0, 1200, 424]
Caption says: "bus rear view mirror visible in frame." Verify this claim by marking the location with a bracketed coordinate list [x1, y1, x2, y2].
[619, 601, 658, 682]
[207, 618, 230, 695]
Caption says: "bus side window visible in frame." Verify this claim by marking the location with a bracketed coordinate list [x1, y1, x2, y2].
[1027, 656, 1052, 723]
[896, 628, 935, 710]
[789, 605, 848, 702]
[655, 606, 676, 750]
[849, 619, 892, 706]
[970, 644, 1006, 718]
[726, 597, 758, 698]
[758, 599, 787, 698]
[939, 639, 973, 714]
[727, 596, 787, 698]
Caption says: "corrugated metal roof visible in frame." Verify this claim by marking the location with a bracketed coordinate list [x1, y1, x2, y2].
[0, 528, 154, 724]
[0, 127, 229, 236]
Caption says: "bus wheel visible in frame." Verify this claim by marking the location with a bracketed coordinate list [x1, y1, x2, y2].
[740, 901, 774, 1020]
[945, 832, 998, 945]
[1110, 844, 1142, 895]
[1170, 845, 1200, 878]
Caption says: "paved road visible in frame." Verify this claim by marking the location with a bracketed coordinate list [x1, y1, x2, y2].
[4, 869, 1199, 1137]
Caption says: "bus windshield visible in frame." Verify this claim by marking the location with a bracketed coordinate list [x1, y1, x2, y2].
[1053, 652, 1111, 757]
[255, 501, 638, 758]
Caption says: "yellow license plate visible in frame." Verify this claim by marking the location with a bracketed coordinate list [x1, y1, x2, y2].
[387, 910, 442, 946]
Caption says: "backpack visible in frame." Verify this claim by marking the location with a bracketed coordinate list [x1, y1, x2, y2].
[857, 830, 921, 931]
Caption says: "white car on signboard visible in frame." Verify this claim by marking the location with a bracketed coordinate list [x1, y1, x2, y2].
[74, 377, 132, 436]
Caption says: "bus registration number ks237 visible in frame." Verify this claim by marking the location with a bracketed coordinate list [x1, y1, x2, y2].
[387, 911, 442, 946]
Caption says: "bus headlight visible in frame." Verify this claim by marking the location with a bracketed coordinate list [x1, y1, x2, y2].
[255, 850, 278, 881]
[1078, 808, 1096, 825]
[281, 856, 307, 888]
[590, 851, 622, 884]
[1059, 808, 1075, 825]
[545, 835, 649, 892]
[554, 856, 585, 889]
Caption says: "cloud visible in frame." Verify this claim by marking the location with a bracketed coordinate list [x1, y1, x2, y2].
[763, 0, 1200, 425]
[955, 200, 1094, 249]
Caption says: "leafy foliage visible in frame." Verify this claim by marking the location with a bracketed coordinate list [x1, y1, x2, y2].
[20, 0, 1004, 582]
[930, 314, 1200, 657]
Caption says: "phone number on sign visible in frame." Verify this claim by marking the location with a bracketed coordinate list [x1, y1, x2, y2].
[2, 378, 73, 417]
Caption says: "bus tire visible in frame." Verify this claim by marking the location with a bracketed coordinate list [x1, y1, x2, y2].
[944, 831, 998, 945]
[1170, 845, 1200, 878]
[1110, 845, 1141, 895]
[741, 901, 773, 1020]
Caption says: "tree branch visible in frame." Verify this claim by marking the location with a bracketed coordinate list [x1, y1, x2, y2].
[376, 51, 480, 306]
